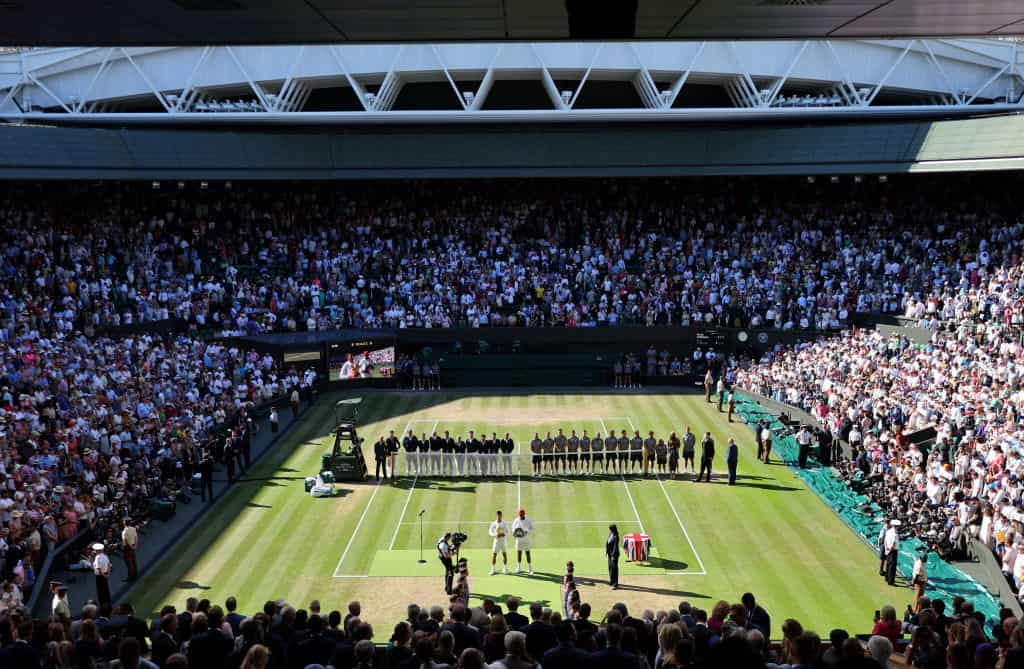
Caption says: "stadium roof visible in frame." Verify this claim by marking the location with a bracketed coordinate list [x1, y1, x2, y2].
[2, 1, 1024, 47]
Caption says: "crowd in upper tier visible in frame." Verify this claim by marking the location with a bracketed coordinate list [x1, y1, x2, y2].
[3, 176, 1021, 336]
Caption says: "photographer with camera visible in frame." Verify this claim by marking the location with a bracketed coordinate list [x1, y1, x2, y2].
[437, 532, 455, 595]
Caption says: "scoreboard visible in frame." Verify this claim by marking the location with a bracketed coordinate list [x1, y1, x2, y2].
[695, 329, 726, 349]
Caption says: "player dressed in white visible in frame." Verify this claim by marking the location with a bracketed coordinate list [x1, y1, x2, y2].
[512, 508, 535, 574]
[488, 510, 509, 575]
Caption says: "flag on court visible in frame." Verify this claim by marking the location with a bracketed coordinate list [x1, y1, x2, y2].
[623, 533, 651, 561]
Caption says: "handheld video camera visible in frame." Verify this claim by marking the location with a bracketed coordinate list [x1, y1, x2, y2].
[451, 532, 468, 551]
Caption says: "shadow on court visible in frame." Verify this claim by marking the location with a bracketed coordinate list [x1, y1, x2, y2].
[474, 593, 554, 608]
[720, 480, 802, 492]
[612, 583, 710, 598]
[641, 556, 690, 571]
[245, 502, 273, 509]
[176, 580, 211, 591]
[393, 478, 480, 493]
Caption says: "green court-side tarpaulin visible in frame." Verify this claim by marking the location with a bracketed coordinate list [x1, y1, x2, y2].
[734, 396, 1002, 626]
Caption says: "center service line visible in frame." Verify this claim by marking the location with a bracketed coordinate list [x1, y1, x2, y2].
[604, 416, 646, 535]
[333, 418, 413, 577]
[388, 473, 417, 551]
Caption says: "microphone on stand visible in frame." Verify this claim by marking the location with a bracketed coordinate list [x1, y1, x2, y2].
[417, 509, 427, 563]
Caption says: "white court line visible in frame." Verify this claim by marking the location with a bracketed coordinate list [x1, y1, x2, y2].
[333, 418, 413, 577]
[517, 432, 522, 509]
[388, 473, 417, 550]
[332, 480, 382, 577]
[606, 416, 637, 433]
[602, 416, 644, 533]
[655, 473, 707, 575]
[400, 520, 635, 525]
[388, 420, 436, 550]
[607, 415, 705, 576]
[618, 476, 646, 534]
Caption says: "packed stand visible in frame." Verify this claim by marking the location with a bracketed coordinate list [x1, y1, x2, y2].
[4, 585, 1022, 669]
[4, 177, 1015, 337]
[736, 226, 1024, 601]
[0, 324, 315, 607]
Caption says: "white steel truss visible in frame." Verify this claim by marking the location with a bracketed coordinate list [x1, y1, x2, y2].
[0, 39, 1022, 123]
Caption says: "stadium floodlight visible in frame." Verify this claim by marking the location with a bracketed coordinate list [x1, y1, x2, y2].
[177, 181, 185, 190]
[462, 91, 474, 105]
[806, 176, 815, 183]
[200, 181, 208, 190]
[854, 175, 863, 183]
[830, 176, 840, 184]
[560, 90, 572, 106]
[225, 181, 232, 190]
[151, 181, 160, 190]
[878, 175, 888, 183]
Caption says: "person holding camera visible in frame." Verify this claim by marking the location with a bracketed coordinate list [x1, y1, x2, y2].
[437, 532, 455, 594]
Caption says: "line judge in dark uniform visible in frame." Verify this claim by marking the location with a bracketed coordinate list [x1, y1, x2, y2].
[385, 430, 400, 477]
[403, 430, 418, 476]
[698, 431, 715, 482]
[606, 524, 620, 590]
[726, 438, 739, 486]
[373, 436, 389, 480]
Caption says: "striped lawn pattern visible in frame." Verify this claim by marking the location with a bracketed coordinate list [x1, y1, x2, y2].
[128, 390, 906, 636]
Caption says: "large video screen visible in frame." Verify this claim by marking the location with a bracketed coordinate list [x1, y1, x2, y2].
[328, 340, 395, 381]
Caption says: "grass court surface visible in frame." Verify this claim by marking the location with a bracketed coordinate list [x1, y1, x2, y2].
[128, 390, 903, 635]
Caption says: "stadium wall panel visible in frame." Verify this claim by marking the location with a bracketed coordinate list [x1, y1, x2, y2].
[2, 115, 1024, 178]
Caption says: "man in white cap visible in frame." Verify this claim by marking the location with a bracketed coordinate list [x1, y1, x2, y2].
[512, 508, 535, 575]
[92, 543, 112, 606]
[50, 581, 71, 624]
[883, 520, 900, 586]
[877, 519, 890, 576]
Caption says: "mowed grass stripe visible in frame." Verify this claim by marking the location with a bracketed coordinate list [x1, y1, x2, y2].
[681, 394, 892, 632]
[245, 397, 390, 586]
[129, 390, 913, 634]
[130, 397, 338, 615]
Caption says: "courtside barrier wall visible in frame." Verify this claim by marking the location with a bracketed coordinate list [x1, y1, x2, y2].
[732, 395, 1003, 627]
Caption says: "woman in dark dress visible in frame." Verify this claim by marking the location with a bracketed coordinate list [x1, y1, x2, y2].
[606, 524, 620, 589]
[668, 432, 680, 479]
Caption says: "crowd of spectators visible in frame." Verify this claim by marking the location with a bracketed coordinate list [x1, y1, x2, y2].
[1, 182, 325, 609]
[0, 325, 317, 606]
[4, 587, 1023, 669]
[6, 177, 1015, 337]
[2, 174, 1024, 667]
[736, 247, 1024, 603]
